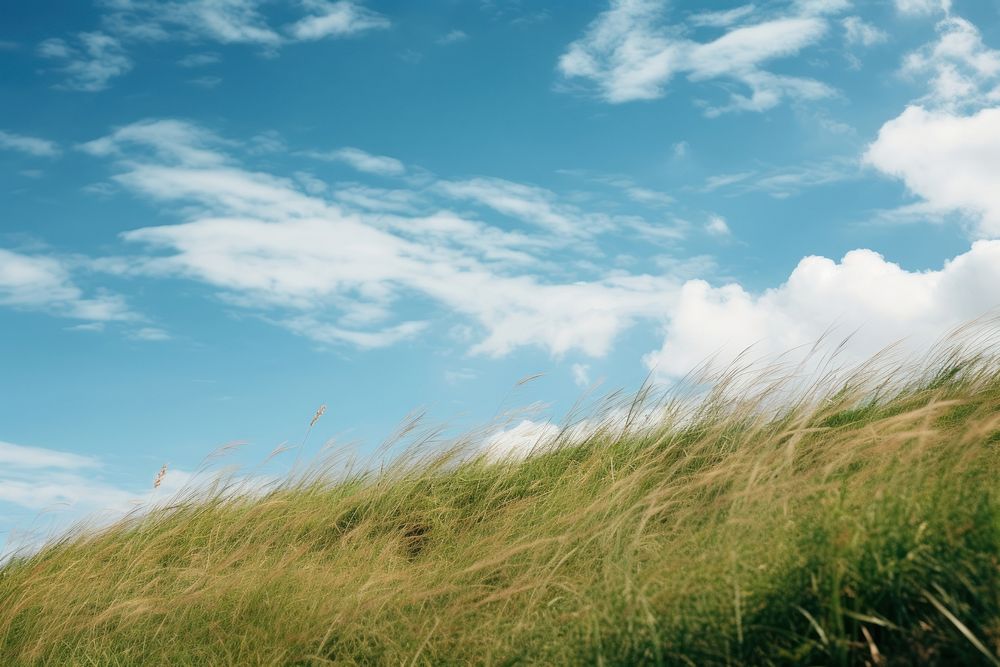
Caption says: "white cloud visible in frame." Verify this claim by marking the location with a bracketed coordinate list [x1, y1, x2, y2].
[103, 0, 388, 45]
[483, 419, 561, 460]
[795, 0, 851, 16]
[80, 118, 230, 167]
[307, 146, 405, 176]
[0, 248, 134, 322]
[864, 16, 1000, 238]
[705, 215, 731, 236]
[188, 74, 222, 88]
[281, 316, 427, 348]
[294, 171, 328, 194]
[558, 0, 836, 114]
[0, 440, 141, 520]
[688, 18, 827, 78]
[571, 363, 591, 387]
[34, 0, 390, 93]
[865, 106, 1000, 237]
[900, 17, 1000, 109]
[842, 16, 887, 47]
[37, 32, 132, 91]
[0, 441, 99, 470]
[436, 177, 612, 236]
[129, 326, 171, 341]
[0, 130, 60, 157]
[287, 0, 390, 41]
[0, 471, 138, 514]
[444, 368, 476, 384]
[703, 172, 754, 192]
[703, 157, 858, 198]
[177, 51, 220, 67]
[87, 119, 680, 358]
[895, 0, 951, 16]
[645, 241, 1000, 380]
[102, 0, 282, 45]
[688, 5, 755, 28]
[437, 29, 468, 45]
[0, 439, 203, 558]
[558, 0, 679, 103]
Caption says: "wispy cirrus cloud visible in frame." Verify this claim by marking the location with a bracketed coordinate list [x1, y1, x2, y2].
[0, 248, 135, 323]
[701, 157, 859, 198]
[305, 147, 406, 176]
[557, 0, 839, 115]
[0, 441, 99, 470]
[435, 177, 613, 237]
[437, 30, 468, 45]
[99, 0, 388, 44]
[37, 32, 132, 91]
[894, 0, 951, 16]
[84, 119, 682, 358]
[0, 130, 61, 158]
[36, 1, 389, 91]
[287, 0, 390, 41]
[842, 16, 887, 48]
[0, 438, 198, 559]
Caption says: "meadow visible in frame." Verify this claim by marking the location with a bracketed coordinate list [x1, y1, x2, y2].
[1, 327, 999, 665]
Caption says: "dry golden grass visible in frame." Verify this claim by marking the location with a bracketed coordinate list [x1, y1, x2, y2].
[1, 324, 999, 665]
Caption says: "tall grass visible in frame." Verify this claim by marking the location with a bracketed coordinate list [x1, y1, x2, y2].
[1, 325, 999, 665]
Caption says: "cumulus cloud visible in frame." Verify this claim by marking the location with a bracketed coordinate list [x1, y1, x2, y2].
[37, 32, 132, 91]
[0, 130, 61, 157]
[646, 242, 1000, 380]
[865, 106, 1000, 237]
[0, 248, 134, 322]
[483, 419, 561, 460]
[899, 17, 1000, 109]
[865, 16, 1000, 237]
[558, 0, 836, 114]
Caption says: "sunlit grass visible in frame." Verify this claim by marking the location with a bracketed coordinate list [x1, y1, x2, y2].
[1, 324, 999, 665]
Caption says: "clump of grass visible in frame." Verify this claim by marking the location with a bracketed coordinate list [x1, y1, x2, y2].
[2, 325, 1000, 665]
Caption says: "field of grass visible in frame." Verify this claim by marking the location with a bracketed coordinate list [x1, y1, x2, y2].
[1, 332, 999, 665]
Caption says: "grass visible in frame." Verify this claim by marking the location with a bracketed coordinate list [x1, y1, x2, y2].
[1, 329, 1000, 665]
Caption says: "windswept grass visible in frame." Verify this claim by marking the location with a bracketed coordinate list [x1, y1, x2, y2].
[2, 326, 1000, 665]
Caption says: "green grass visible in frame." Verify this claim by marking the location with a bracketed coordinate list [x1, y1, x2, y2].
[2, 339, 1000, 665]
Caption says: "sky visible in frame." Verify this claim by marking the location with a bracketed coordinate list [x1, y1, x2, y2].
[2, 0, 1000, 549]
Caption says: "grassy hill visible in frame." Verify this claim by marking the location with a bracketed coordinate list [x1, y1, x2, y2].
[1, 337, 999, 665]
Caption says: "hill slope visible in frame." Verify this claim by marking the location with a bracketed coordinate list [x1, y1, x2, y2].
[2, 345, 999, 665]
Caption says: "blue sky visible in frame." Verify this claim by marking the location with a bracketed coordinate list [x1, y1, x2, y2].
[2, 0, 1000, 549]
